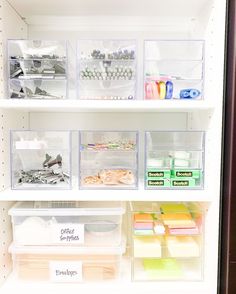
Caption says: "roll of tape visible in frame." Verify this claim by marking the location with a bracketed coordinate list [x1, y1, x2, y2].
[180, 89, 201, 99]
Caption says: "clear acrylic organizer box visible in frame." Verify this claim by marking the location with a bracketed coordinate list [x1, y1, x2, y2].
[9, 201, 126, 247]
[145, 131, 205, 189]
[8, 40, 68, 99]
[144, 40, 204, 100]
[77, 39, 137, 100]
[79, 131, 139, 189]
[130, 202, 205, 281]
[10, 131, 72, 189]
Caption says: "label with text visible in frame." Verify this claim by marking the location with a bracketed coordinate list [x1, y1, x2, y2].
[49, 261, 83, 283]
[52, 224, 84, 244]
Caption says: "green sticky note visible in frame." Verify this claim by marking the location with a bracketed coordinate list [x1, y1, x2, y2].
[171, 169, 201, 179]
[146, 169, 171, 179]
[134, 229, 154, 236]
[147, 179, 170, 187]
[143, 258, 182, 278]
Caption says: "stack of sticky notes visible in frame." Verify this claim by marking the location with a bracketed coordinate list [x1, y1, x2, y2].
[166, 236, 200, 257]
[133, 236, 162, 258]
[134, 213, 165, 235]
[160, 203, 199, 235]
[143, 258, 182, 279]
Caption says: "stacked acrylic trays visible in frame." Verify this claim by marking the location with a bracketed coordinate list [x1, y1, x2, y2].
[11, 131, 71, 189]
[144, 40, 204, 100]
[9, 201, 126, 282]
[130, 202, 204, 281]
[79, 131, 138, 189]
[77, 40, 137, 100]
[8, 40, 68, 99]
[145, 131, 205, 189]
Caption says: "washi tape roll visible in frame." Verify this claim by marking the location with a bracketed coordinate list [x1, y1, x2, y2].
[145, 82, 153, 99]
[152, 81, 159, 99]
[165, 81, 173, 99]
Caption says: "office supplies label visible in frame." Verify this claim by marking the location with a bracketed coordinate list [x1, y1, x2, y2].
[52, 223, 84, 244]
[49, 261, 83, 283]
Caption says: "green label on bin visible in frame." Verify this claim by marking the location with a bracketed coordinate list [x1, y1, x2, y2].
[171, 178, 196, 187]
[147, 169, 171, 179]
[147, 179, 170, 187]
[171, 170, 201, 179]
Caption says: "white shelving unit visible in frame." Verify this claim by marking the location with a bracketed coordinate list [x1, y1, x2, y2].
[0, 0, 227, 293]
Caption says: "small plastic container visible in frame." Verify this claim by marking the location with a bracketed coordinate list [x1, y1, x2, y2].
[144, 40, 204, 100]
[77, 39, 137, 100]
[9, 201, 126, 247]
[8, 40, 68, 99]
[11, 131, 71, 190]
[130, 201, 204, 281]
[79, 131, 138, 189]
[145, 131, 205, 189]
[9, 242, 125, 283]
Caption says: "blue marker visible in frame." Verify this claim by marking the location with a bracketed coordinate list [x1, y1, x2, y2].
[165, 81, 173, 99]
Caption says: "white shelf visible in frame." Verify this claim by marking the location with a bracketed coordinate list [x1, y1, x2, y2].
[1, 273, 210, 294]
[0, 186, 211, 201]
[0, 99, 214, 113]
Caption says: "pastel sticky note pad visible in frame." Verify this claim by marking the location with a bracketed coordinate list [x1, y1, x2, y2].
[169, 227, 199, 235]
[133, 236, 162, 257]
[147, 159, 164, 168]
[134, 222, 153, 230]
[134, 229, 154, 236]
[134, 213, 153, 222]
[172, 151, 191, 160]
[143, 258, 182, 278]
[166, 236, 200, 257]
[174, 159, 189, 167]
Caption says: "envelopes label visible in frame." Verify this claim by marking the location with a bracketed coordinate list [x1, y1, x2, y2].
[50, 261, 83, 283]
[52, 223, 84, 244]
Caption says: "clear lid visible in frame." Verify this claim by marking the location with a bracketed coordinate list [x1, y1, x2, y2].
[9, 240, 126, 255]
[9, 201, 126, 216]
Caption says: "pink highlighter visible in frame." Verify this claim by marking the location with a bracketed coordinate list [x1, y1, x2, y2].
[145, 82, 153, 99]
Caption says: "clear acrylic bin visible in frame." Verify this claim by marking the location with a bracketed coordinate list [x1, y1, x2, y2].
[130, 202, 204, 281]
[144, 40, 204, 100]
[9, 79, 67, 99]
[79, 131, 138, 189]
[11, 131, 71, 189]
[8, 40, 68, 99]
[145, 131, 205, 189]
[9, 242, 125, 282]
[77, 40, 137, 100]
[9, 201, 125, 247]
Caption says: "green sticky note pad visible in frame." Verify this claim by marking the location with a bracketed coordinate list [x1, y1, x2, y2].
[143, 258, 182, 278]
[146, 169, 171, 179]
[147, 179, 170, 187]
[171, 178, 196, 187]
[171, 169, 201, 179]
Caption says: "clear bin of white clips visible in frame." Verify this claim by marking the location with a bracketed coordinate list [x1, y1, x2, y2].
[79, 131, 138, 189]
[8, 40, 68, 99]
[11, 131, 71, 189]
[77, 39, 137, 100]
[144, 40, 204, 100]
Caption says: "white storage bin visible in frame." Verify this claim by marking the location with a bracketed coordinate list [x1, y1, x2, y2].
[9, 242, 125, 282]
[9, 201, 126, 247]
[11, 131, 71, 190]
[77, 39, 137, 100]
